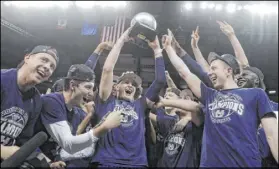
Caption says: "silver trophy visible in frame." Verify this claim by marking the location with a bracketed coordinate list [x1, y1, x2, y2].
[129, 12, 157, 43]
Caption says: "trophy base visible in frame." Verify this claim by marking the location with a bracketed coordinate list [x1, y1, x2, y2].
[129, 21, 157, 42]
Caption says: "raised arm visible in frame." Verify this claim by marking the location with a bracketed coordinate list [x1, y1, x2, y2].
[217, 21, 249, 68]
[191, 26, 210, 73]
[99, 27, 132, 101]
[165, 71, 178, 89]
[164, 29, 203, 99]
[171, 30, 213, 88]
[85, 42, 113, 71]
[145, 36, 166, 104]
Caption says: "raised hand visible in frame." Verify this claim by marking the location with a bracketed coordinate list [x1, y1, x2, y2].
[148, 36, 162, 53]
[191, 26, 200, 48]
[162, 29, 173, 49]
[84, 101, 95, 115]
[102, 111, 123, 129]
[119, 26, 134, 43]
[216, 21, 235, 37]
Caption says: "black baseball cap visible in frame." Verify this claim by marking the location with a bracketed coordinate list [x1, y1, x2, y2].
[117, 71, 142, 87]
[64, 64, 95, 82]
[208, 52, 241, 75]
[51, 79, 64, 92]
[29, 45, 59, 63]
[244, 66, 266, 90]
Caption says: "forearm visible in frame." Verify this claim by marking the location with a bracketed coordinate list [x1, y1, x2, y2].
[149, 120, 156, 144]
[103, 40, 124, 71]
[180, 53, 213, 88]
[166, 75, 178, 89]
[45, 122, 98, 154]
[228, 34, 249, 67]
[60, 143, 96, 161]
[149, 113, 157, 126]
[85, 53, 100, 71]
[163, 99, 200, 112]
[77, 114, 93, 135]
[192, 47, 210, 73]
[145, 57, 166, 102]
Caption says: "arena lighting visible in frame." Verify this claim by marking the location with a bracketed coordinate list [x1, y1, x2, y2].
[226, 3, 236, 13]
[208, 3, 215, 9]
[215, 4, 223, 11]
[75, 1, 127, 8]
[3, 1, 72, 9]
[268, 90, 276, 94]
[200, 2, 208, 9]
[184, 2, 193, 10]
[236, 5, 243, 11]
[246, 4, 278, 15]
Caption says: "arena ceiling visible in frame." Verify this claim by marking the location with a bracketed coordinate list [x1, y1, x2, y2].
[1, 1, 278, 100]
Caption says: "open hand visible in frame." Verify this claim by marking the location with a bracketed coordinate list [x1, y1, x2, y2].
[191, 26, 200, 48]
[216, 21, 235, 37]
[119, 26, 134, 43]
[162, 29, 173, 49]
[148, 36, 162, 53]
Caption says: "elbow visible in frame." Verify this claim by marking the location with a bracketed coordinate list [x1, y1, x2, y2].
[60, 137, 76, 154]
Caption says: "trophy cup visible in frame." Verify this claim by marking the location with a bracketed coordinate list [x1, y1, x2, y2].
[129, 12, 157, 43]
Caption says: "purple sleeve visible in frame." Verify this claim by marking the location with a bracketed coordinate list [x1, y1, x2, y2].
[145, 57, 166, 102]
[181, 53, 213, 88]
[41, 96, 66, 125]
[156, 115, 176, 137]
[200, 82, 217, 106]
[269, 101, 278, 111]
[257, 89, 275, 119]
[84, 53, 100, 70]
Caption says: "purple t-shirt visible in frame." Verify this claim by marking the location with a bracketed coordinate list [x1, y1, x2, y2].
[200, 82, 274, 167]
[155, 108, 177, 163]
[157, 116, 203, 167]
[91, 95, 148, 167]
[1, 69, 42, 146]
[40, 93, 90, 166]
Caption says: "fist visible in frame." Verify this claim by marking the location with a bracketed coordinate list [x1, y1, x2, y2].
[84, 101, 95, 115]
[103, 111, 123, 129]
[50, 161, 66, 169]
[98, 42, 114, 51]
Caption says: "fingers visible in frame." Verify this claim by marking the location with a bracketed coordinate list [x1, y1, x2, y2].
[195, 26, 199, 34]
[167, 28, 172, 36]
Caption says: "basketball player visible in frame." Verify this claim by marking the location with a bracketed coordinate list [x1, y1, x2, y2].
[1, 45, 58, 161]
[91, 26, 166, 168]
[39, 64, 123, 166]
[163, 30, 278, 167]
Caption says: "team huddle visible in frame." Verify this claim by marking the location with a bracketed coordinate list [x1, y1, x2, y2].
[1, 21, 278, 168]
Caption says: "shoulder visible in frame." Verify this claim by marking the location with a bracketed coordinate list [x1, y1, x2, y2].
[41, 93, 64, 111]
[1, 69, 16, 88]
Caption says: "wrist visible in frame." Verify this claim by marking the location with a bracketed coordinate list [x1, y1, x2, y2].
[227, 33, 236, 39]
[94, 46, 103, 55]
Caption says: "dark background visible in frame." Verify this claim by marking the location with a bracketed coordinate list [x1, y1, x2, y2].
[1, 1, 278, 101]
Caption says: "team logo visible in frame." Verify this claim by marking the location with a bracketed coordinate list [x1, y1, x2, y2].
[114, 102, 138, 127]
[208, 93, 244, 124]
[157, 133, 164, 142]
[1, 107, 28, 145]
[164, 132, 186, 155]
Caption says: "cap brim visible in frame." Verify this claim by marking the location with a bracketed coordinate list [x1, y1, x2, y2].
[208, 52, 223, 64]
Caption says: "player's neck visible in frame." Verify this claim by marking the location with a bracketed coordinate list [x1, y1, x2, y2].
[17, 67, 35, 92]
[62, 91, 75, 111]
[222, 78, 239, 90]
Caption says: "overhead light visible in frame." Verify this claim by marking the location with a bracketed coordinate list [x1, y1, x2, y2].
[75, 1, 96, 8]
[215, 4, 223, 11]
[184, 2, 193, 10]
[268, 90, 276, 94]
[208, 3, 215, 9]
[226, 3, 236, 13]
[200, 2, 208, 9]
[236, 5, 243, 10]
[3, 1, 72, 9]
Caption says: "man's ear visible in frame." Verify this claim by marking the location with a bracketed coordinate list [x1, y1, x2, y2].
[24, 54, 31, 64]
[69, 80, 76, 91]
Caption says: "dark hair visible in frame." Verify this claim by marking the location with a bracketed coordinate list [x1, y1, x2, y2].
[63, 79, 84, 91]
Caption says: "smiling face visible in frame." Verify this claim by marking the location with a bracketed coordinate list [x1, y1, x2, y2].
[23, 53, 57, 85]
[237, 69, 260, 88]
[71, 80, 95, 107]
[116, 78, 137, 101]
[208, 60, 233, 90]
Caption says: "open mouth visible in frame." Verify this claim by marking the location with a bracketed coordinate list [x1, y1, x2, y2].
[37, 69, 47, 79]
[210, 76, 217, 84]
[124, 87, 134, 96]
[237, 78, 247, 87]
